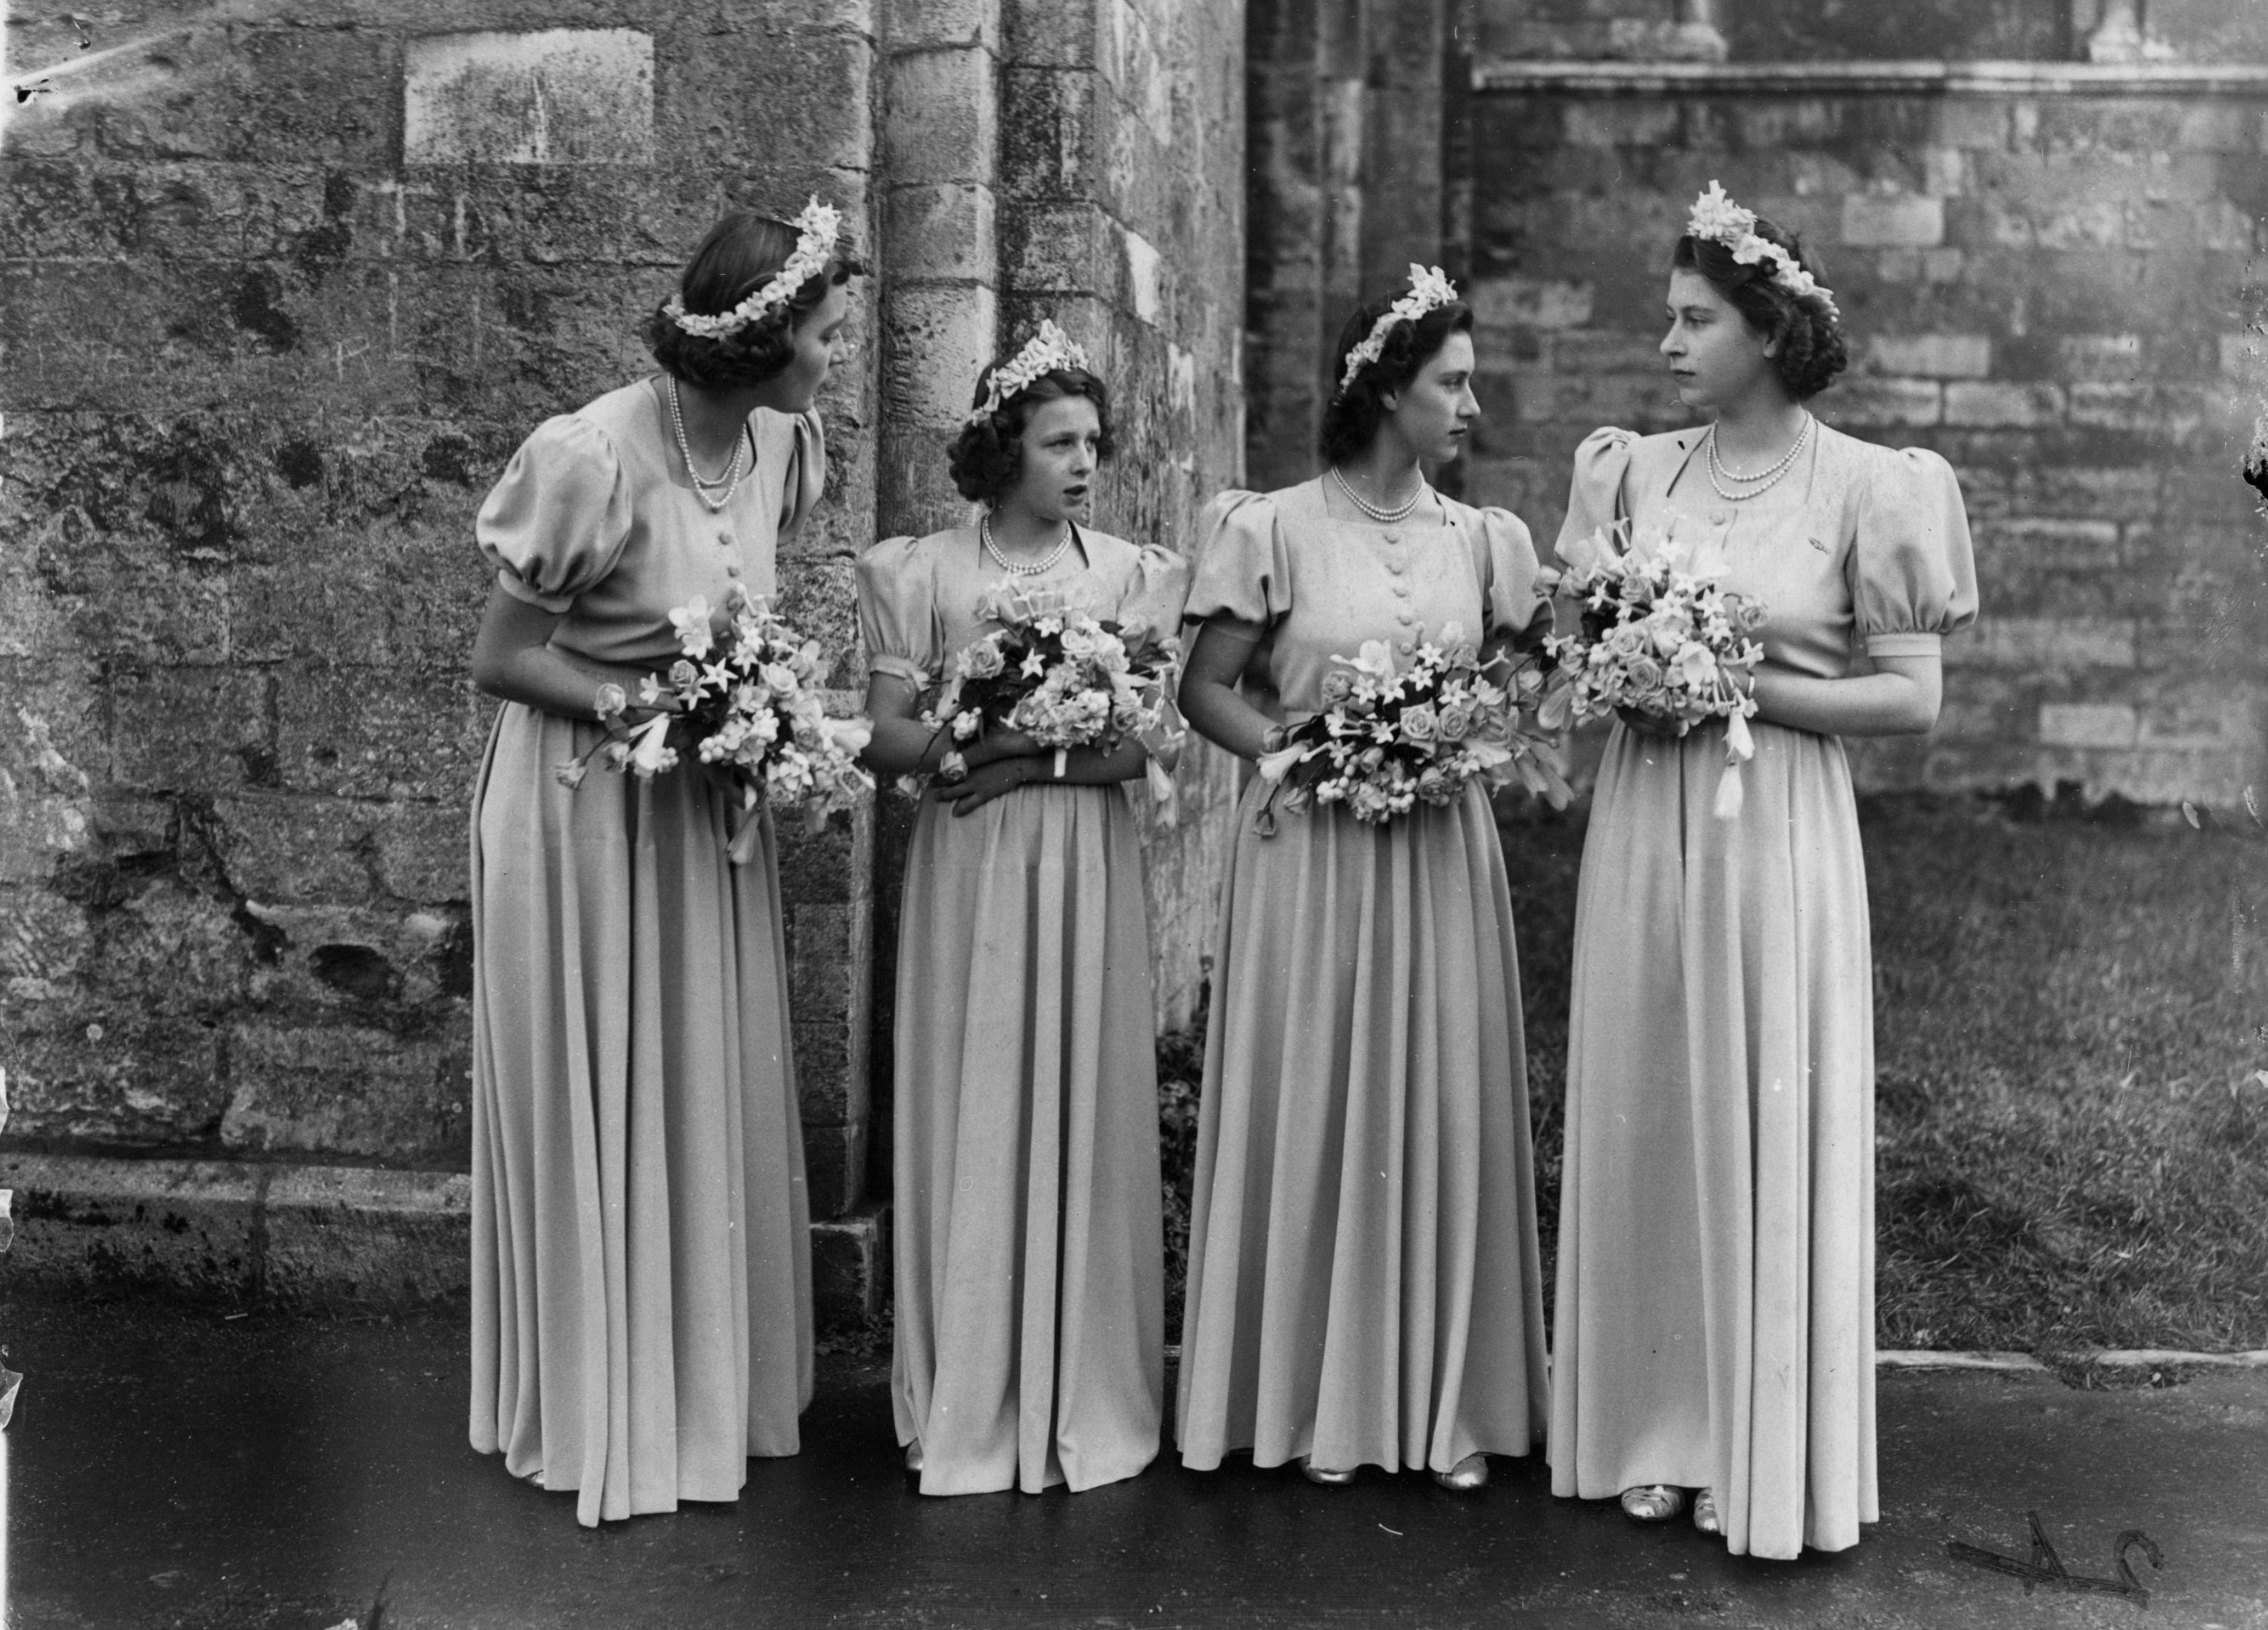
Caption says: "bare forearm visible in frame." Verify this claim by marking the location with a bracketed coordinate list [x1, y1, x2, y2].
[471, 642, 658, 724]
[1750, 662, 1941, 737]
[1179, 675, 1278, 762]
[860, 713, 954, 777]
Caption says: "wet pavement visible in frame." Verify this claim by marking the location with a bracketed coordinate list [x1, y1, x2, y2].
[5, 1291, 2265, 1628]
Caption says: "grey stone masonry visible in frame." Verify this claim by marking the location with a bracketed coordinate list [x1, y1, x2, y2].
[0, 0, 1244, 1321]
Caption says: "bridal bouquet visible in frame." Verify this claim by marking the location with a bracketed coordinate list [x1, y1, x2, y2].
[559, 587, 875, 856]
[924, 585, 1185, 808]
[1253, 625, 1569, 830]
[1540, 516, 1765, 818]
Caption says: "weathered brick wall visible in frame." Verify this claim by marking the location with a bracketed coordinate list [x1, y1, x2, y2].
[1462, 73, 2268, 805]
[1249, 0, 2268, 808]
[0, 0, 1243, 1275]
[0, 3, 884, 1209]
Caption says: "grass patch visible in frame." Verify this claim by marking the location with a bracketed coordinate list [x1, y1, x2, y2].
[1156, 792, 2268, 1355]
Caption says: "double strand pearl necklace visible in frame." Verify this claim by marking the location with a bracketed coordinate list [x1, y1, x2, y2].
[981, 513, 1074, 578]
[1330, 463, 1427, 524]
[1705, 412, 1813, 502]
[667, 377, 751, 513]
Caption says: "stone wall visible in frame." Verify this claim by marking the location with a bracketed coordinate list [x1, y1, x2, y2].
[4, 0, 887, 1198]
[1247, 0, 2268, 808]
[0, 0, 1243, 1311]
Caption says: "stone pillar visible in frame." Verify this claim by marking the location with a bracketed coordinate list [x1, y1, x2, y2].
[996, 0, 1247, 1029]
[1245, 0, 1455, 491]
[878, 0, 1004, 538]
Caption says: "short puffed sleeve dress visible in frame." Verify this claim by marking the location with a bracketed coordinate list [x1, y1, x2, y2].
[1173, 479, 1553, 1479]
[858, 526, 1188, 1496]
[468, 380, 825, 1526]
[1547, 422, 1978, 1558]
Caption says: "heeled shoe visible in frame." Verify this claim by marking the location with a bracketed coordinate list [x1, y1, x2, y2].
[1297, 1455, 1356, 1487]
[1619, 1484, 1687, 1522]
[903, 1441, 925, 1474]
[1432, 1452, 1489, 1492]
[1692, 1487, 1721, 1535]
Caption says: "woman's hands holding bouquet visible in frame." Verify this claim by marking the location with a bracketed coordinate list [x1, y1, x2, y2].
[917, 586, 1186, 818]
[559, 587, 876, 857]
[1539, 518, 1765, 817]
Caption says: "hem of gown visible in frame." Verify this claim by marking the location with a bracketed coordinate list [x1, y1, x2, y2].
[1182, 1438, 1541, 1477]
[914, 1451, 1157, 1498]
[1546, 1483, 1876, 1560]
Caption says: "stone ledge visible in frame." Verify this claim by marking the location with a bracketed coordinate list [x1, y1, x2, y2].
[1473, 58, 2268, 98]
[0, 1151, 887, 1331]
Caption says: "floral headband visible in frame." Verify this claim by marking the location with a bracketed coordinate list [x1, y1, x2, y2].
[665, 196, 844, 341]
[968, 320, 1092, 426]
[1685, 181, 1839, 319]
[1338, 265, 1460, 394]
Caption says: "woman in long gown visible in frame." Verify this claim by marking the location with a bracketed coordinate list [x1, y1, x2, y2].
[857, 324, 1186, 1496]
[1174, 271, 1552, 1490]
[1547, 184, 1978, 1557]
[466, 203, 857, 1526]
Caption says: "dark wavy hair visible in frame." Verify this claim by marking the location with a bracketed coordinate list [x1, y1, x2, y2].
[1318, 297, 1474, 466]
[947, 367, 1116, 506]
[1672, 218, 1848, 400]
[642, 210, 865, 389]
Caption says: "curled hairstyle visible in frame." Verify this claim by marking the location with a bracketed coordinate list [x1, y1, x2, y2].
[1318, 299, 1473, 466]
[642, 210, 864, 390]
[947, 368, 1116, 506]
[1672, 220, 1848, 400]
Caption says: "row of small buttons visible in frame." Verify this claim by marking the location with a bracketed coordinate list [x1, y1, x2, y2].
[1384, 529, 1411, 649]
[719, 528, 742, 577]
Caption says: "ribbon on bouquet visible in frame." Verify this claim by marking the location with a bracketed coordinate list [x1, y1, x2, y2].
[1715, 707, 1755, 821]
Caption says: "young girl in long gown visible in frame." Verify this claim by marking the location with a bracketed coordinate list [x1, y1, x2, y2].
[857, 324, 1187, 1496]
[466, 203, 857, 1525]
[1173, 272, 1553, 1489]
[1548, 184, 1977, 1558]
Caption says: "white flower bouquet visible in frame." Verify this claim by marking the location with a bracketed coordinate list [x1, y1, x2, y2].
[923, 584, 1185, 809]
[1540, 516, 1765, 819]
[559, 587, 875, 858]
[1253, 624, 1569, 831]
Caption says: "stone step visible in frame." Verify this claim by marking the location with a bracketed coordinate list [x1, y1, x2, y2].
[0, 1151, 889, 1334]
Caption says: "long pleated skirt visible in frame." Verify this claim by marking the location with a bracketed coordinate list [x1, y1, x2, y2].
[1176, 777, 1550, 1476]
[891, 782, 1165, 1496]
[469, 702, 813, 1527]
[1549, 718, 1876, 1559]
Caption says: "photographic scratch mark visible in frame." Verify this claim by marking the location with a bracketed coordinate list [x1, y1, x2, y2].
[1947, 1510, 2164, 1607]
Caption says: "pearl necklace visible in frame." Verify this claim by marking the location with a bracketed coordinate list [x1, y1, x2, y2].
[981, 513, 1074, 577]
[1705, 414, 1812, 502]
[667, 377, 751, 513]
[1330, 463, 1427, 524]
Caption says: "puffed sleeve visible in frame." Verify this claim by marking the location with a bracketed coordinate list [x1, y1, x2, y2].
[1851, 446, 1979, 657]
[475, 414, 634, 613]
[774, 408, 826, 541]
[855, 535, 942, 689]
[1476, 507, 1547, 638]
[1554, 426, 1637, 566]
[1114, 544, 1193, 643]
[1182, 490, 1291, 626]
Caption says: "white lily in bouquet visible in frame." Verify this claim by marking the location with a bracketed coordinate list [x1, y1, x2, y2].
[558, 587, 875, 860]
[1539, 516, 1765, 819]
[1252, 624, 1569, 833]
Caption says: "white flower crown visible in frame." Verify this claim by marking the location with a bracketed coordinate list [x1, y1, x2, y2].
[1684, 181, 1839, 319]
[967, 320, 1092, 426]
[665, 196, 844, 342]
[1338, 265, 1461, 394]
